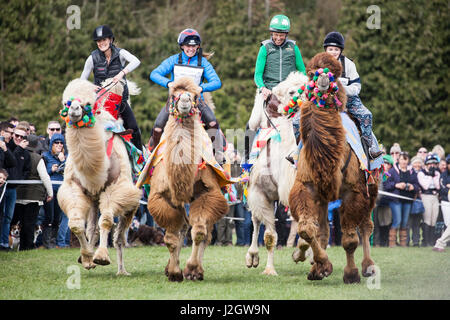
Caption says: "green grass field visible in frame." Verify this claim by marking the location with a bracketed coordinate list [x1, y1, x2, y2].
[0, 245, 449, 300]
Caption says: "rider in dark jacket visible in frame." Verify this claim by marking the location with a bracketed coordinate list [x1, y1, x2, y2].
[81, 25, 143, 150]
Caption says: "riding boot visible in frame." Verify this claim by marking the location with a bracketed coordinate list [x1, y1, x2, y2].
[389, 228, 397, 248]
[399, 228, 408, 247]
[244, 125, 256, 164]
[131, 130, 143, 152]
[428, 226, 436, 247]
[50, 226, 58, 248]
[148, 129, 163, 153]
[422, 224, 430, 247]
[42, 225, 53, 249]
[362, 136, 383, 159]
[207, 127, 226, 164]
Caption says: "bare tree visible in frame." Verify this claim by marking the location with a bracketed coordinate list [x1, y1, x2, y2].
[0, 38, 3, 91]
[248, 0, 253, 29]
[265, 0, 270, 18]
[94, 0, 100, 21]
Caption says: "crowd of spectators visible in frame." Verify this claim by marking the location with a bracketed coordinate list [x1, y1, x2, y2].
[1, 116, 449, 253]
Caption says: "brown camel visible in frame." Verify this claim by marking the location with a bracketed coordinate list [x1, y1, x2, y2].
[288, 52, 378, 284]
[146, 77, 228, 282]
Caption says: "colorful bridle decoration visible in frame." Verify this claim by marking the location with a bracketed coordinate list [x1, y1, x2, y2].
[169, 93, 198, 123]
[60, 97, 96, 128]
[282, 67, 342, 113]
[282, 95, 302, 119]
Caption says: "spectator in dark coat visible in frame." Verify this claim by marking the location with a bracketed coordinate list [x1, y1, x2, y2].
[439, 155, 450, 228]
[11, 135, 53, 250]
[0, 125, 31, 251]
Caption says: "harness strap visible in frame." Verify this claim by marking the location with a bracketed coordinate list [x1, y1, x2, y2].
[263, 96, 280, 135]
[341, 148, 352, 174]
[106, 136, 115, 158]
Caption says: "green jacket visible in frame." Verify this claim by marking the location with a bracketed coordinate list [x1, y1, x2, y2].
[254, 39, 306, 90]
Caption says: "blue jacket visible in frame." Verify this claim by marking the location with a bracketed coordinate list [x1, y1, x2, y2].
[150, 51, 221, 99]
[383, 164, 419, 202]
[43, 133, 67, 183]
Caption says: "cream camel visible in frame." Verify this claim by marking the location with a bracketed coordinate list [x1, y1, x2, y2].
[57, 78, 141, 275]
[245, 71, 309, 275]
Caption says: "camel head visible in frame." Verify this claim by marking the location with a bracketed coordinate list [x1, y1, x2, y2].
[272, 71, 308, 117]
[302, 52, 346, 111]
[169, 77, 202, 121]
[306, 52, 342, 92]
[61, 79, 98, 127]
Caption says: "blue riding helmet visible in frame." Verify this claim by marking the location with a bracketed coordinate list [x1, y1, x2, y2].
[177, 28, 201, 46]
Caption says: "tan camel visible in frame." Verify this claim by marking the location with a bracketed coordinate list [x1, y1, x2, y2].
[57, 78, 141, 275]
[146, 77, 228, 282]
[288, 52, 378, 284]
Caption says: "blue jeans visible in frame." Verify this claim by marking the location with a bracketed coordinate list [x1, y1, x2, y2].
[56, 212, 69, 247]
[243, 206, 253, 245]
[389, 201, 412, 229]
[0, 188, 17, 248]
[234, 202, 245, 245]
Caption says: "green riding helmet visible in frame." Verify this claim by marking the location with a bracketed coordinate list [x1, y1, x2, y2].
[269, 15, 290, 33]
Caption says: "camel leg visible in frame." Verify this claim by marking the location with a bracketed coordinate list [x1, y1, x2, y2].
[113, 209, 136, 276]
[184, 187, 228, 281]
[92, 210, 113, 266]
[262, 207, 278, 276]
[246, 214, 261, 268]
[360, 212, 375, 277]
[340, 197, 362, 284]
[292, 236, 313, 264]
[58, 182, 96, 270]
[148, 189, 186, 282]
[86, 205, 99, 246]
[184, 219, 207, 281]
[195, 225, 214, 281]
[291, 183, 333, 280]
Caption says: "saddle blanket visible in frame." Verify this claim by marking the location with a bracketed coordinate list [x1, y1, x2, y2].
[103, 120, 147, 183]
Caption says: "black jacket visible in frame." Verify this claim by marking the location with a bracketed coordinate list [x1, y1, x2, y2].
[6, 140, 31, 187]
[0, 144, 17, 170]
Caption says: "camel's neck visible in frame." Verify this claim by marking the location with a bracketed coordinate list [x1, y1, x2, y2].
[164, 116, 203, 205]
[65, 123, 110, 191]
[300, 102, 346, 170]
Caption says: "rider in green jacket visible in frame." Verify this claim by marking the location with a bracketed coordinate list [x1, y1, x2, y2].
[245, 15, 306, 162]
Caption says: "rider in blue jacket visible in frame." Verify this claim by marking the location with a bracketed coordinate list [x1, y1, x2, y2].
[149, 29, 225, 159]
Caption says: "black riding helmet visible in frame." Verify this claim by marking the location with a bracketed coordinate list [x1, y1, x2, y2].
[93, 25, 114, 42]
[323, 31, 345, 50]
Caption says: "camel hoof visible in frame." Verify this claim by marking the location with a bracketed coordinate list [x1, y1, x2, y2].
[168, 271, 184, 282]
[262, 268, 278, 276]
[245, 251, 259, 268]
[80, 255, 96, 270]
[116, 270, 131, 276]
[343, 268, 361, 284]
[308, 260, 333, 281]
[362, 260, 376, 277]
[93, 248, 111, 266]
[183, 265, 204, 281]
